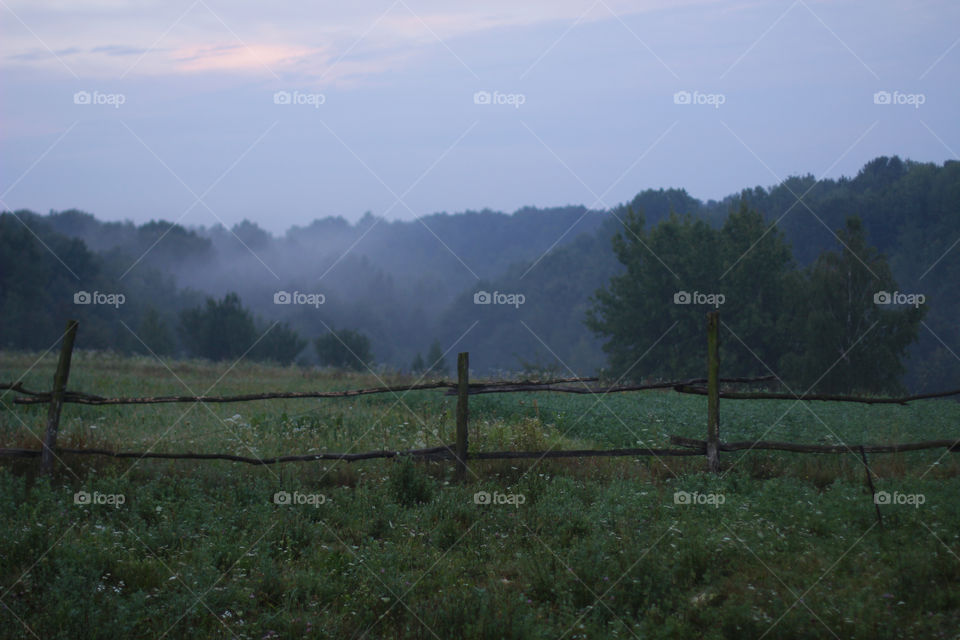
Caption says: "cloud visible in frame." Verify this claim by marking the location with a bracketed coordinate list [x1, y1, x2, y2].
[0, 0, 710, 84]
[8, 46, 83, 61]
[172, 43, 321, 74]
[91, 44, 152, 56]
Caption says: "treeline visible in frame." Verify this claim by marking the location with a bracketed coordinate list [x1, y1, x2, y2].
[0, 215, 369, 369]
[588, 206, 922, 394]
[0, 156, 957, 392]
[435, 157, 959, 392]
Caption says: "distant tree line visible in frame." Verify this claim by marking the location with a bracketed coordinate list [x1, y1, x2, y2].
[587, 204, 923, 394]
[1, 156, 956, 392]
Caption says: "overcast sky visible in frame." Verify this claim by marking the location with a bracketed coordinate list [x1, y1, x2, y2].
[1, 0, 957, 234]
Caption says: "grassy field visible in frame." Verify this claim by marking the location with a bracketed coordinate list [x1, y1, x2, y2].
[1, 350, 959, 639]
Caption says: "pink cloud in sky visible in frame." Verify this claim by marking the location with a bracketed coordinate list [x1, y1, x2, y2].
[172, 43, 320, 73]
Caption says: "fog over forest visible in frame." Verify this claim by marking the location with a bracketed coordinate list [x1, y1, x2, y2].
[3, 155, 957, 393]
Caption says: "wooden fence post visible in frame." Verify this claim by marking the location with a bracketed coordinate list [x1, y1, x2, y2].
[706, 311, 720, 473]
[456, 352, 469, 482]
[41, 319, 79, 476]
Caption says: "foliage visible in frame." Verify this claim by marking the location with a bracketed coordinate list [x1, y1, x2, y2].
[179, 292, 258, 361]
[587, 202, 794, 381]
[253, 321, 307, 366]
[388, 456, 434, 506]
[315, 328, 372, 370]
[178, 293, 306, 365]
[135, 307, 176, 356]
[779, 217, 924, 393]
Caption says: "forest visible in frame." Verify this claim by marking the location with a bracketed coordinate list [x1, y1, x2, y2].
[1, 155, 957, 393]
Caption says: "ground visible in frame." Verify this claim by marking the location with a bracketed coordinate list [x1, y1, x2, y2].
[1, 351, 958, 639]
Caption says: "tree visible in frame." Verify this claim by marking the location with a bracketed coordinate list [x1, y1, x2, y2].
[179, 292, 258, 361]
[717, 201, 794, 376]
[410, 352, 426, 374]
[587, 202, 794, 381]
[779, 217, 924, 393]
[253, 321, 306, 366]
[136, 307, 176, 356]
[587, 207, 709, 379]
[0, 211, 125, 352]
[315, 328, 372, 370]
[425, 340, 446, 376]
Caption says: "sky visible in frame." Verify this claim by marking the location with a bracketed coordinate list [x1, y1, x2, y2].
[1, 0, 958, 234]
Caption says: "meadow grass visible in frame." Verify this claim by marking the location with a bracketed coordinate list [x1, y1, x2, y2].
[1, 351, 959, 639]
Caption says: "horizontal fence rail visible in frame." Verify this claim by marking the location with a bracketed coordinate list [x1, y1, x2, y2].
[670, 435, 960, 454]
[4, 377, 600, 406]
[673, 384, 960, 405]
[443, 375, 775, 395]
[0, 445, 706, 464]
[1, 316, 958, 476]
[2, 437, 955, 466]
[0, 444, 460, 464]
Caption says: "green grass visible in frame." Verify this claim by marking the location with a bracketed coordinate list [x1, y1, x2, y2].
[1, 350, 959, 639]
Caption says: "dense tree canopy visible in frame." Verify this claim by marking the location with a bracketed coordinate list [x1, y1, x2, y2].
[587, 202, 794, 381]
[1, 156, 956, 389]
[779, 218, 923, 393]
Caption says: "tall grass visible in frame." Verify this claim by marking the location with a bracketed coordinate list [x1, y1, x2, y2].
[1, 351, 958, 638]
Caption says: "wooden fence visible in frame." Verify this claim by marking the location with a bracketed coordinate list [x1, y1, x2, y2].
[1, 313, 958, 478]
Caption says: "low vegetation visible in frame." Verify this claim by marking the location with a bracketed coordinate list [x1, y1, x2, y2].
[2, 352, 959, 638]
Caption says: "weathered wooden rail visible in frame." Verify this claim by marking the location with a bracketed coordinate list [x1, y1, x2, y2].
[1, 315, 957, 477]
